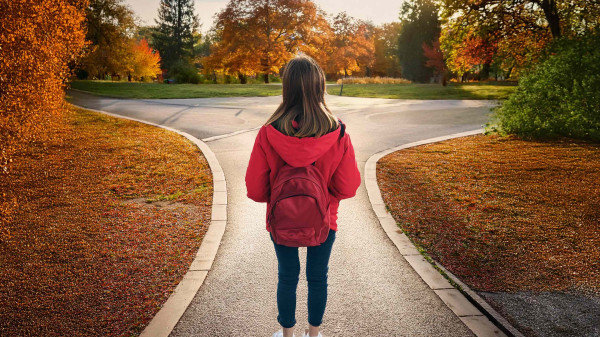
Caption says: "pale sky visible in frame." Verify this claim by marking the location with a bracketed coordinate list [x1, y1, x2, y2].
[126, 0, 405, 33]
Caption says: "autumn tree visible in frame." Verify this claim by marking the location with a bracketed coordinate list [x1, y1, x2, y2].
[127, 38, 162, 81]
[292, 6, 334, 73]
[0, 0, 88, 222]
[440, 28, 500, 81]
[439, 0, 600, 42]
[397, 0, 441, 82]
[437, 0, 600, 80]
[492, 30, 552, 79]
[372, 22, 403, 77]
[81, 0, 136, 79]
[326, 12, 375, 78]
[152, 0, 200, 70]
[202, 17, 261, 83]
[80, 1, 164, 81]
[422, 37, 447, 85]
[205, 0, 330, 83]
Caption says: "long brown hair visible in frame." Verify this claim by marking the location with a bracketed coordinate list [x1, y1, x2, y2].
[265, 54, 338, 138]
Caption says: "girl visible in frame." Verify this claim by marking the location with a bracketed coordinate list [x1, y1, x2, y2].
[245, 55, 361, 337]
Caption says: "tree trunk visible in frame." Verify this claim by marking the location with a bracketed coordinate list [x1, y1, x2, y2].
[540, 0, 561, 39]
[264, 72, 270, 84]
[238, 73, 247, 84]
[339, 69, 349, 96]
[176, 0, 182, 59]
[480, 61, 491, 81]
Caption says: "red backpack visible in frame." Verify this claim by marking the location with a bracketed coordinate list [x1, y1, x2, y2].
[267, 120, 345, 247]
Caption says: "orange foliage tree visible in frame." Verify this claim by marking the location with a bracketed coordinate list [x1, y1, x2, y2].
[0, 0, 88, 221]
[441, 28, 498, 81]
[127, 38, 162, 81]
[493, 30, 552, 79]
[422, 38, 447, 85]
[203, 2, 378, 81]
[204, 0, 329, 83]
[325, 12, 375, 77]
[81, 0, 136, 80]
[437, 0, 599, 80]
[293, 7, 334, 72]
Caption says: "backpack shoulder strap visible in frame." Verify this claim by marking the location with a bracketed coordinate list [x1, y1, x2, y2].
[338, 118, 345, 139]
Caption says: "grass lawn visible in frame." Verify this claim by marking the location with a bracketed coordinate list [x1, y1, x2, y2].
[377, 134, 600, 294]
[70, 80, 283, 98]
[71, 80, 517, 100]
[0, 105, 213, 336]
[328, 81, 517, 100]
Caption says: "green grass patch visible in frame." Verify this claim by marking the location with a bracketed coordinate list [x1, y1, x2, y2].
[71, 79, 517, 100]
[70, 80, 283, 99]
[328, 81, 517, 100]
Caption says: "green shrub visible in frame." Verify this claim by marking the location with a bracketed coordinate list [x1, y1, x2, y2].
[489, 31, 600, 141]
[225, 74, 238, 84]
[269, 74, 282, 83]
[245, 76, 261, 84]
[168, 60, 201, 84]
[254, 74, 281, 83]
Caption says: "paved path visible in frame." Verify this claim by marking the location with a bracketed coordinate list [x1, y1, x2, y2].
[69, 90, 498, 336]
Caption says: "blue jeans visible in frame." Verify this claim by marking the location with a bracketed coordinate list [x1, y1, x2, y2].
[269, 228, 336, 328]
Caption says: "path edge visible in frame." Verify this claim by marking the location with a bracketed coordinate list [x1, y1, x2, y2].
[364, 129, 524, 337]
[68, 103, 227, 337]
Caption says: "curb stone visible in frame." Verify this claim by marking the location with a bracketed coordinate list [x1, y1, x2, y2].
[434, 261, 525, 337]
[68, 103, 227, 337]
[365, 129, 522, 337]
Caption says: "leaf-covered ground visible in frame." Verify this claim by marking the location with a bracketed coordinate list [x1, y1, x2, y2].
[377, 134, 599, 294]
[0, 106, 213, 336]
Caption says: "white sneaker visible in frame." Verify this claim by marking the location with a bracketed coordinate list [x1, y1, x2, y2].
[302, 328, 323, 337]
[272, 329, 295, 337]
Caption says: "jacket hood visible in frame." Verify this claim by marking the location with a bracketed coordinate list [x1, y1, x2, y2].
[265, 122, 342, 167]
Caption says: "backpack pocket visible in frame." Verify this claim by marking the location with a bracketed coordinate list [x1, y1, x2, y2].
[275, 226, 316, 247]
[271, 195, 323, 229]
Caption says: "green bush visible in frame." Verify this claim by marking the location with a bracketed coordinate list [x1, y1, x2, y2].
[254, 74, 281, 83]
[246, 76, 263, 84]
[168, 60, 201, 84]
[489, 31, 600, 141]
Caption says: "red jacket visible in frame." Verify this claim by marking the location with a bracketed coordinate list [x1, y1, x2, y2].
[245, 119, 361, 232]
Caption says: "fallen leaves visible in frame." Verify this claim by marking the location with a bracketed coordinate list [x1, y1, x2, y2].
[0, 106, 213, 336]
[377, 134, 600, 294]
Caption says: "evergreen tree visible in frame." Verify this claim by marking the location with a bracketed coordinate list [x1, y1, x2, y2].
[397, 0, 440, 82]
[152, 0, 200, 70]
